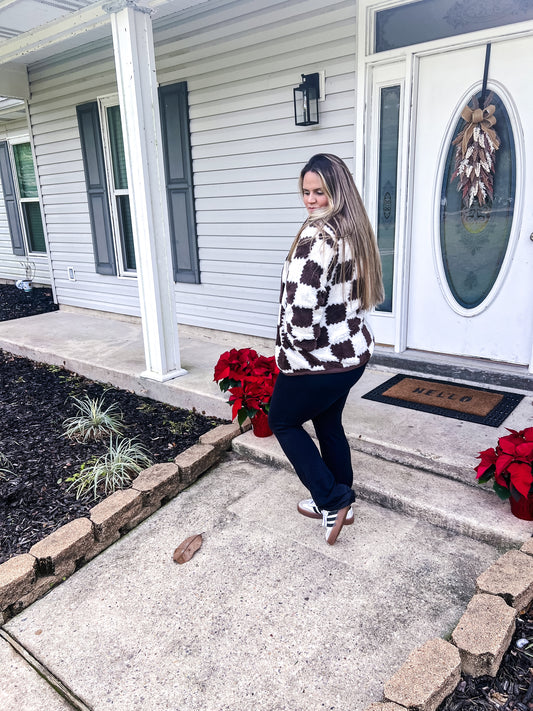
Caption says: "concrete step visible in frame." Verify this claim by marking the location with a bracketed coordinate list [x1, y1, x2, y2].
[232, 430, 532, 550]
[346, 430, 471, 485]
[372, 347, 533, 393]
[335, 368, 533, 489]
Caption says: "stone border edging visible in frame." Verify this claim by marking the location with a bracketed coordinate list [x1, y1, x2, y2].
[367, 537, 533, 711]
[0, 422, 247, 624]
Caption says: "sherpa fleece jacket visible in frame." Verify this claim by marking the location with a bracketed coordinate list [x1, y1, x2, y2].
[275, 223, 374, 375]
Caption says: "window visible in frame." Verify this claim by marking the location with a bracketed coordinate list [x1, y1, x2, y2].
[100, 100, 135, 273]
[375, 0, 533, 53]
[375, 86, 401, 313]
[76, 81, 199, 282]
[439, 91, 516, 309]
[0, 139, 46, 255]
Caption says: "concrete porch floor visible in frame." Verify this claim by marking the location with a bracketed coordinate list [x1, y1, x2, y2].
[0, 308, 532, 481]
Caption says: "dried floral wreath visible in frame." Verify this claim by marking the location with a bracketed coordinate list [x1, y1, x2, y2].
[451, 43, 501, 208]
[451, 92, 500, 207]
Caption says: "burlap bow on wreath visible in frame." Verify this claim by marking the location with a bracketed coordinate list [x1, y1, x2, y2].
[451, 91, 500, 208]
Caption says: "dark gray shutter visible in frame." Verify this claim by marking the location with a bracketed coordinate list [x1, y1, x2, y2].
[159, 82, 200, 284]
[0, 141, 26, 256]
[76, 102, 117, 276]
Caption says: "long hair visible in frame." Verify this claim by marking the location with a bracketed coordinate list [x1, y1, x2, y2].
[288, 153, 384, 311]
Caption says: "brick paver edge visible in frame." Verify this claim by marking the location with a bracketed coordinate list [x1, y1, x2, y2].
[0, 421, 247, 623]
[370, 535, 533, 711]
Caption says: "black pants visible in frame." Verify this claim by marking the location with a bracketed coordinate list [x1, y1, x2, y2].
[268, 365, 366, 512]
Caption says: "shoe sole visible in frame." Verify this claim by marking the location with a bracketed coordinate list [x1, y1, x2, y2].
[326, 506, 350, 546]
[297, 503, 354, 524]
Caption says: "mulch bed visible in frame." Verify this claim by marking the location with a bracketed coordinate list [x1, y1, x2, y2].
[439, 601, 533, 711]
[0, 283, 59, 322]
[0, 284, 227, 564]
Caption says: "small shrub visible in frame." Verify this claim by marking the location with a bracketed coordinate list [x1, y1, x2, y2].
[63, 394, 124, 441]
[66, 436, 153, 499]
[137, 402, 157, 414]
[163, 413, 198, 437]
[0, 452, 14, 479]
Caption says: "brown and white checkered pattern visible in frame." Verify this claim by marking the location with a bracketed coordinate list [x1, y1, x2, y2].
[275, 224, 374, 375]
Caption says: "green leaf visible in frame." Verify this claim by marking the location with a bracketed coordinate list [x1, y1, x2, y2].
[493, 482, 510, 501]
[477, 470, 494, 484]
[237, 409, 247, 427]
[218, 378, 241, 393]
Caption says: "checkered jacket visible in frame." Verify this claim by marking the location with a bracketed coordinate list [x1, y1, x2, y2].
[275, 223, 374, 375]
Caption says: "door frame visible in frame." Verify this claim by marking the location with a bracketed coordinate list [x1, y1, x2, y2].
[356, 0, 533, 371]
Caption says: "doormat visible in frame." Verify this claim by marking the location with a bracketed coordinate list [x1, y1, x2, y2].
[362, 374, 524, 427]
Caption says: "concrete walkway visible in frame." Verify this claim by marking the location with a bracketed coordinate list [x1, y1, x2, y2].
[0, 309, 531, 710]
[2, 455, 502, 711]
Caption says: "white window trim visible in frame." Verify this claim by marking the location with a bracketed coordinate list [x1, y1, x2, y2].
[98, 94, 135, 278]
[8, 136, 46, 257]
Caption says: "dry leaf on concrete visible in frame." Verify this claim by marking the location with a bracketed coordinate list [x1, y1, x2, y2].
[173, 533, 203, 564]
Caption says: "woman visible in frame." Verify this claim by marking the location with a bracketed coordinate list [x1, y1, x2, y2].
[268, 153, 384, 545]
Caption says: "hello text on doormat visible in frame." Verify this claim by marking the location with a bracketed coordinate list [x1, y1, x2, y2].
[362, 374, 524, 427]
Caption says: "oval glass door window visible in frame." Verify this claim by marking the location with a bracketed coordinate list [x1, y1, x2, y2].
[440, 91, 515, 309]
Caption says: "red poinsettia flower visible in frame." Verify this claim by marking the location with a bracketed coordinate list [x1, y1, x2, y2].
[498, 430, 523, 455]
[507, 462, 533, 499]
[250, 355, 279, 381]
[475, 427, 533, 501]
[516, 441, 533, 460]
[213, 348, 259, 384]
[474, 448, 497, 479]
[494, 451, 514, 477]
[522, 427, 533, 442]
[228, 382, 265, 423]
[214, 348, 279, 426]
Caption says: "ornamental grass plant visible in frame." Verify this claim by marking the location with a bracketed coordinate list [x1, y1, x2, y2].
[0, 452, 14, 479]
[66, 435, 153, 500]
[62, 394, 125, 441]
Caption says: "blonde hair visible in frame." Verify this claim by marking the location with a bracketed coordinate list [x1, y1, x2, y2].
[288, 154, 384, 311]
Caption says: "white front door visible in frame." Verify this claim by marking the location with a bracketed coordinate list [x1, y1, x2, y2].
[407, 36, 533, 366]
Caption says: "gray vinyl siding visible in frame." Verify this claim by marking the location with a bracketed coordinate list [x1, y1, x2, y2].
[26, 0, 357, 336]
[0, 118, 51, 285]
[26, 45, 125, 312]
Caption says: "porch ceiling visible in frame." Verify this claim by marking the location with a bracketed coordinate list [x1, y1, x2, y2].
[0, 0, 98, 40]
[0, 0, 212, 107]
[0, 0, 211, 67]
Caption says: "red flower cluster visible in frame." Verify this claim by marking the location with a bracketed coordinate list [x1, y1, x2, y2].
[475, 427, 533, 501]
[213, 348, 279, 426]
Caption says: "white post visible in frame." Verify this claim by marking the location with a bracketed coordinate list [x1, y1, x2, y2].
[106, 0, 186, 381]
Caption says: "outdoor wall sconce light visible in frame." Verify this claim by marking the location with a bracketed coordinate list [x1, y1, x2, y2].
[293, 73, 320, 126]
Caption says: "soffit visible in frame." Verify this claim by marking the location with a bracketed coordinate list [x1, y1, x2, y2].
[0, 0, 213, 65]
[0, 0, 215, 115]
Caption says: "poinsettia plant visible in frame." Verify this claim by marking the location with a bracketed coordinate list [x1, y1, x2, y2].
[475, 427, 533, 501]
[213, 348, 279, 426]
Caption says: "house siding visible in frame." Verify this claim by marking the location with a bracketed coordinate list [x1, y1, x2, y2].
[0, 117, 51, 285]
[27, 46, 126, 310]
[25, 0, 357, 336]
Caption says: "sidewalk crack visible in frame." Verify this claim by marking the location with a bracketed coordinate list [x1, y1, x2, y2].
[0, 628, 93, 711]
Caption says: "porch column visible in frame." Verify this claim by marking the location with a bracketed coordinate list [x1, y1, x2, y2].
[106, 0, 186, 381]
